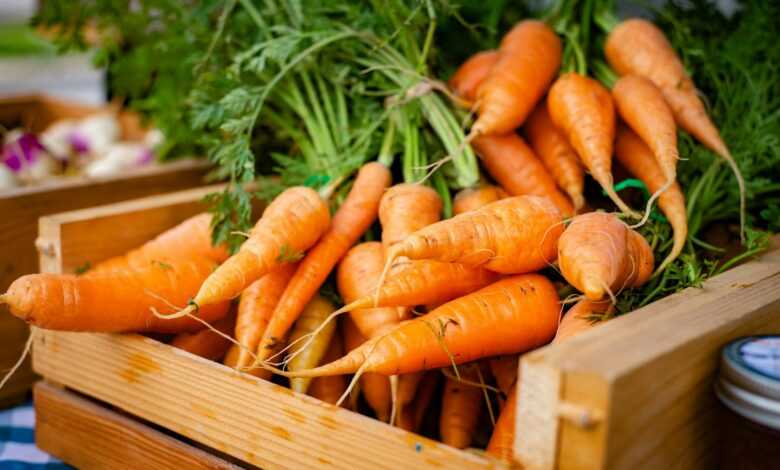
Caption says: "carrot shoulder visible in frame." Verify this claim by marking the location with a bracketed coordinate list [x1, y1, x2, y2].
[449, 50, 499, 103]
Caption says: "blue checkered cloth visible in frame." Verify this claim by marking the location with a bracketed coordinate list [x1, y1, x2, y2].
[0, 401, 70, 469]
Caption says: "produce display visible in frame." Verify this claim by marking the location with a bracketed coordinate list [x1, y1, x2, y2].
[0, 111, 164, 190]
[4, 0, 778, 461]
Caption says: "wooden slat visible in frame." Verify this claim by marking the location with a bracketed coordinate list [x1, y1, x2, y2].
[516, 241, 780, 470]
[33, 332, 498, 470]
[0, 159, 210, 406]
[34, 381, 241, 470]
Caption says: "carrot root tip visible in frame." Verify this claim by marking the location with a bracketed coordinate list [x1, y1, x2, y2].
[151, 303, 197, 320]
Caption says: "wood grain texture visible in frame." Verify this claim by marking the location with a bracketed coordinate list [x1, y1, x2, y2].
[0, 157, 209, 406]
[516, 239, 780, 470]
[34, 381, 242, 470]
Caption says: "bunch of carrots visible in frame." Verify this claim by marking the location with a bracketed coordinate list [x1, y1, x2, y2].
[1, 7, 748, 463]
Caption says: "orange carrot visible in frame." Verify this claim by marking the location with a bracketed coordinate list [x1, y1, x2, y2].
[255, 163, 391, 365]
[379, 183, 442, 250]
[615, 125, 688, 273]
[234, 264, 297, 372]
[383, 196, 563, 276]
[398, 372, 425, 408]
[605, 18, 745, 235]
[489, 355, 518, 401]
[342, 315, 392, 422]
[558, 212, 654, 300]
[453, 185, 507, 215]
[169, 310, 237, 361]
[612, 75, 679, 224]
[554, 299, 612, 343]
[473, 133, 574, 216]
[89, 213, 229, 275]
[336, 256, 499, 317]
[2, 257, 229, 333]
[449, 50, 499, 103]
[397, 371, 439, 432]
[285, 274, 560, 378]
[288, 295, 338, 394]
[308, 332, 348, 405]
[223, 344, 267, 379]
[486, 383, 517, 460]
[472, 20, 561, 136]
[525, 102, 586, 211]
[548, 72, 639, 218]
[179, 186, 330, 317]
[440, 364, 483, 449]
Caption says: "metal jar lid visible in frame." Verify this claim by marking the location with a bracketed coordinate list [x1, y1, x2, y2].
[716, 336, 780, 431]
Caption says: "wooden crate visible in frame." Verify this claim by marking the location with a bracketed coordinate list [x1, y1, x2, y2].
[30, 187, 780, 469]
[0, 94, 211, 406]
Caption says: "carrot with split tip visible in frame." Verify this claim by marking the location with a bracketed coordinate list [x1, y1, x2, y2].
[453, 185, 507, 215]
[308, 332, 347, 405]
[548, 73, 639, 218]
[254, 163, 390, 365]
[166, 186, 329, 320]
[381, 196, 563, 278]
[612, 75, 679, 227]
[525, 102, 586, 211]
[234, 264, 297, 372]
[448, 50, 499, 103]
[555, 299, 612, 343]
[558, 212, 654, 301]
[471, 20, 562, 136]
[89, 212, 229, 275]
[2, 257, 229, 333]
[379, 183, 442, 250]
[169, 310, 236, 361]
[605, 18, 746, 238]
[287, 295, 338, 394]
[342, 315, 392, 422]
[397, 372, 439, 432]
[473, 133, 574, 217]
[277, 273, 560, 378]
[440, 364, 484, 449]
[615, 125, 688, 274]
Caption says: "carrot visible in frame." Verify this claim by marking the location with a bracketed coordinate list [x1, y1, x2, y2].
[89, 213, 229, 275]
[254, 163, 391, 365]
[486, 383, 517, 461]
[612, 75, 679, 225]
[336, 256, 499, 317]
[234, 264, 297, 372]
[342, 315, 392, 422]
[453, 185, 507, 215]
[169, 310, 237, 361]
[472, 20, 562, 136]
[440, 364, 483, 449]
[173, 186, 330, 318]
[558, 212, 654, 301]
[554, 299, 612, 343]
[382, 196, 563, 276]
[223, 344, 267, 379]
[283, 274, 560, 378]
[2, 257, 229, 333]
[398, 371, 439, 432]
[398, 372, 425, 408]
[489, 355, 518, 402]
[615, 125, 688, 274]
[605, 18, 745, 236]
[525, 102, 586, 211]
[287, 295, 338, 394]
[548, 73, 639, 218]
[308, 333, 347, 405]
[449, 50, 499, 103]
[472, 133, 574, 217]
[379, 183, 442, 250]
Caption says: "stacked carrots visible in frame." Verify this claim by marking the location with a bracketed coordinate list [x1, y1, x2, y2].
[0, 11, 741, 466]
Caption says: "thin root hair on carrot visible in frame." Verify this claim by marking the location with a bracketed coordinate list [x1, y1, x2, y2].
[629, 179, 673, 230]
[475, 366, 496, 426]
[418, 132, 478, 185]
[150, 302, 197, 320]
[275, 308, 347, 367]
[440, 368, 503, 396]
[0, 330, 34, 392]
[337, 360, 371, 407]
